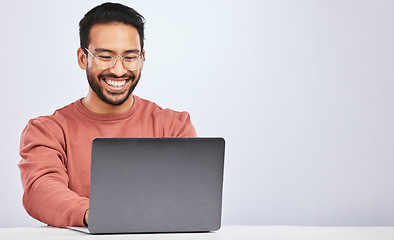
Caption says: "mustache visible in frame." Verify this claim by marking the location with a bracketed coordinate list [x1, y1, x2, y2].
[98, 73, 134, 80]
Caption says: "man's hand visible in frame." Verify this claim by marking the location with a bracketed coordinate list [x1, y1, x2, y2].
[84, 209, 89, 226]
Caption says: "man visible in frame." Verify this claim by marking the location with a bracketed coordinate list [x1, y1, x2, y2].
[18, 3, 196, 228]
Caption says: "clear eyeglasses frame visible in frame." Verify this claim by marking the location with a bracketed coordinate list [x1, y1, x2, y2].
[84, 47, 144, 71]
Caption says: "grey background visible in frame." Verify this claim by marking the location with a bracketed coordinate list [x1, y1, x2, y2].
[1, 0, 394, 227]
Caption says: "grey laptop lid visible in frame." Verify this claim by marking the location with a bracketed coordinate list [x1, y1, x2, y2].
[87, 137, 225, 234]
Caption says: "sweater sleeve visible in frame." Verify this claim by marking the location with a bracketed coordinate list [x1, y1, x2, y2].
[172, 112, 197, 137]
[18, 118, 89, 227]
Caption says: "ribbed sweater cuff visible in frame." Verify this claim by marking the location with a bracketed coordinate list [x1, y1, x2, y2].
[70, 199, 89, 227]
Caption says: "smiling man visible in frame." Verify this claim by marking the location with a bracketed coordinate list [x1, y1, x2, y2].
[18, 3, 196, 228]
[80, 23, 143, 113]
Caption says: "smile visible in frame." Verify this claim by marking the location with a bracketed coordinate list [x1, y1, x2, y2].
[105, 79, 127, 88]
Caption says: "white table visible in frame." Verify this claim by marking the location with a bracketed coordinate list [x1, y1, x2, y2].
[1, 225, 394, 240]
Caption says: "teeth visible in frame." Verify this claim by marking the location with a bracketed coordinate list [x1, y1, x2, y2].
[106, 79, 126, 88]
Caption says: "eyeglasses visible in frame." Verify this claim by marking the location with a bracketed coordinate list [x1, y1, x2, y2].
[84, 47, 144, 71]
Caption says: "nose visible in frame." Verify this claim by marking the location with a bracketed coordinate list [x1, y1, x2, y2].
[109, 56, 127, 77]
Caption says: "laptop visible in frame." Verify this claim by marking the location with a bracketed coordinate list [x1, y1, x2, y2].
[69, 137, 225, 234]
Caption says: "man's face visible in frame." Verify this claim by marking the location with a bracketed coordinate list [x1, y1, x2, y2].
[84, 23, 144, 106]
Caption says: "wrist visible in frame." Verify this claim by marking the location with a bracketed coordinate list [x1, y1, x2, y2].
[83, 209, 89, 227]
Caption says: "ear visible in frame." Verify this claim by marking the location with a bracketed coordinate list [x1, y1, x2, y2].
[139, 50, 146, 71]
[77, 48, 87, 70]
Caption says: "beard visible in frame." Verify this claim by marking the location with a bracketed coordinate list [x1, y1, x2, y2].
[86, 68, 141, 106]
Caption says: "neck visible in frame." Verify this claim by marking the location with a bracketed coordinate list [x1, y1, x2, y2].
[82, 90, 134, 114]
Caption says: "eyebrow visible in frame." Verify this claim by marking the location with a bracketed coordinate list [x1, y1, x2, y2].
[94, 48, 141, 54]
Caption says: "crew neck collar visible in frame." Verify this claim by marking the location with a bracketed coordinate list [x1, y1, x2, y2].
[74, 95, 140, 121]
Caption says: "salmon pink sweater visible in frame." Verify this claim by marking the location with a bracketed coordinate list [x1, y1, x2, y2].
[18, 95, 196, 227]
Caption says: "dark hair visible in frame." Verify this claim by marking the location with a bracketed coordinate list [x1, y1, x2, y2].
[79, 2, 145, 51]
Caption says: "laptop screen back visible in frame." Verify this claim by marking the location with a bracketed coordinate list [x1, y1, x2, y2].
[88, 137, 225, 234]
